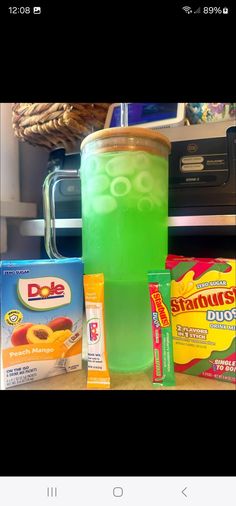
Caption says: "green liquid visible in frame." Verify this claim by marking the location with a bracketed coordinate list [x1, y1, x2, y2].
[105, 280, 153, 372]
[81, 150, 168, 372]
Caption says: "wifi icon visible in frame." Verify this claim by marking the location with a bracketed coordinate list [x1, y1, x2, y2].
[182, 6, 192, 13]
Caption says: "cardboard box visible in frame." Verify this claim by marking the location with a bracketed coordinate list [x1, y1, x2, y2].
[166, 255, 236, 384]
[1, 258, 83, 388]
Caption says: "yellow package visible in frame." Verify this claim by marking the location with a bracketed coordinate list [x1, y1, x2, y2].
[83, 273, 110, 389]
[166, 255, 236, 384]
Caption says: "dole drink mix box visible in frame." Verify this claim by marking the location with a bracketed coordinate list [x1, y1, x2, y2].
[166, 255, 236, 384]
[0, 258, 83, 388]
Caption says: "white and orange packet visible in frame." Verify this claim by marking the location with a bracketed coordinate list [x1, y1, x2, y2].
[83, 273, 110, 389]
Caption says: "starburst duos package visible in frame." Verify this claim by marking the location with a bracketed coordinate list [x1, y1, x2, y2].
[0, 258, 83, 389]
[166, 255, 236, 384]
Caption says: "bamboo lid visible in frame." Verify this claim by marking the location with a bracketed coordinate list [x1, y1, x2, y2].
[80, 126, 171, 152]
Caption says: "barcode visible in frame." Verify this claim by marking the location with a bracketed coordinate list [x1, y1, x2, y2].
[55, 359, 67, 368]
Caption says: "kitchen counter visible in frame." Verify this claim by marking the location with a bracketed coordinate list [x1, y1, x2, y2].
[7, 364, 235, 390]
[1, 327, 235, 391]
[2, 331, 235, 390]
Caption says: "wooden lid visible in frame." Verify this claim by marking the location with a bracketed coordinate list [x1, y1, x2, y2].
[80, 126, 171, 152]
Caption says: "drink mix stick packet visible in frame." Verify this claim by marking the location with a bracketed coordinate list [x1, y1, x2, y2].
[148, 270, 175, 386]
[83, 273, 110, 389]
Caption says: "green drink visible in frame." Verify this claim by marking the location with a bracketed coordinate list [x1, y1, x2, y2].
[80, 128, 171, 372]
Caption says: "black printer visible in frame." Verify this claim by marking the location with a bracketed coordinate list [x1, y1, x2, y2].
[166, 120, 236, 216]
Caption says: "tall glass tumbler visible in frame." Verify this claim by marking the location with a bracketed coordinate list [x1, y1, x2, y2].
[80, 127, 171, 372]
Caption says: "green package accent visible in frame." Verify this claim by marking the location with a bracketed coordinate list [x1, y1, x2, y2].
[148, 270, 175, 387]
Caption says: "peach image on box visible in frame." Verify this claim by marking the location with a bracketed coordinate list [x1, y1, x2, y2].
[84, 273, 110, 389]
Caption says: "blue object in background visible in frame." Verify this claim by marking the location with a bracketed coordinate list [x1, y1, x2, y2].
[110, 103, 179, 127]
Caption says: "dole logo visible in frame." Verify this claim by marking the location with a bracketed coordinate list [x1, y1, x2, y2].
[89, 321, 99, 342]
[17, 277, 71, 310]
[87, 318, 100, 344]
[28, 281, 64, 299]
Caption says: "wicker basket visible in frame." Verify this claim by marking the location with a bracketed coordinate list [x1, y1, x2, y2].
[12, 103, 111, 151]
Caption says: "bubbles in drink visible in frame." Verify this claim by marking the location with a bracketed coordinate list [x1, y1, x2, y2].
[86, 155, 102, 177]
[151, 194, 163, 207]
[93, 195, 117, 214]
[137, 196, 154, 212]
[106, 155, 135, 177]
[134, 171, 154, 194]
[90, 174, 110, 194]
[133, 152, 151, 171]
[110, 176, 131, 197]
[82, 150, 168, 214]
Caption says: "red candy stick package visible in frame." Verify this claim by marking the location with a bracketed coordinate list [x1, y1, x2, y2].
[148, 270, 175, 387]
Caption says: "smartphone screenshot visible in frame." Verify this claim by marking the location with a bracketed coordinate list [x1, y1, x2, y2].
[0, 1, 235, 502]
